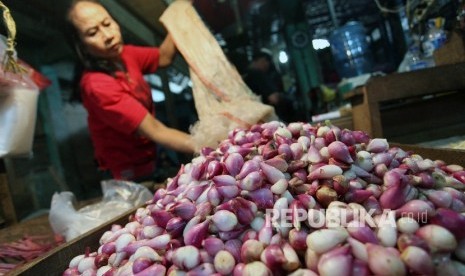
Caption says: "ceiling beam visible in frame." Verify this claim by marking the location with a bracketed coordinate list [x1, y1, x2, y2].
[117, 0, 168, 36]
[99, 0, 159, 45]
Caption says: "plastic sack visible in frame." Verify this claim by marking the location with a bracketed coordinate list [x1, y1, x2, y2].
[48, 180, 153, 241]
[160, 1, 277, 150]
[0, 79, 39, 157]
[0, 3, 43, 157]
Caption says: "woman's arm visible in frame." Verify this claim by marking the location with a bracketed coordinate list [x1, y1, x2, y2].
[137, 113, 195, 154]
[158, 34, 177, 68]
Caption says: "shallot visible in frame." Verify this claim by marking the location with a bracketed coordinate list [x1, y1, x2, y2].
[62, 121, 465, 276]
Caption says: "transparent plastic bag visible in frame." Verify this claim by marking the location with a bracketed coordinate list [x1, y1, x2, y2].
[48, 180, 153, 241]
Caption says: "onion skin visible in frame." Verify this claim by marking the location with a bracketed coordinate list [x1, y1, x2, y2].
[224, 239, 242, 263]
[397, 233, 430, 253]
[172, 245, 201, 271]
[347, 237, 368, 262]
[241, 239, 264, 263]
[214, 250, 236, 275]
[233, 263, 246, 276]
[63, 267, 80, 276]
[396, 217, 420, 234]
[203, 237, 224, 257]
[243, 261, 272, 276]
[94, 253, 109, 268]
[306, 228, 349, 254]
[379, 178, 407, 210]
[415, 224, 457, 253]
[187, 263, 215, 276]
[366, 243, 406, 276]
[377, 223, 397, 247]
[288, 269, 318, 276]
[282, 242, 300, 271]
[366, 138, 389, 153]
[132, 257, 153, 274]
[212, 210, 238, 232]
[400, 246, 434, 275]
[288, 228, 308, 251]
[429, 208, 465, 240]
[394, 199, 435, 219]
[351, 259, 370, 276]
[224, 152, 244, 177]
[346, 220, 379, 244]
[317, 245, 352, 276]
[328, 141, 354, 164]
[184, 219, 210, 248]
[260, 244, 286, 270]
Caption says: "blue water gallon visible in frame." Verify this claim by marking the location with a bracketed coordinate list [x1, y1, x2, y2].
[329, 21, 373, 78]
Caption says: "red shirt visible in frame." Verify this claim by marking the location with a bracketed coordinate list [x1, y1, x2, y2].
[80, 45, 160, 180]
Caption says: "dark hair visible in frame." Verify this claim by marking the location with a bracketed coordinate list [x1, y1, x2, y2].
[65, 0, 122, 75]
[252, 48, 278, 74]
[65, 0, 123, 102]
[252, 48, 273, 63]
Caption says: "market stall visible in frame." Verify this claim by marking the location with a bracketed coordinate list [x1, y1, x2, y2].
[1, 0, 465, 275]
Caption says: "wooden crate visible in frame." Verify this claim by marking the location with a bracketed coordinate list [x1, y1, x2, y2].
[344, 62, 465, 143]
[434, 30, 465, 66]
[9, 207, 138, 276]
[330, 115, 353, 131]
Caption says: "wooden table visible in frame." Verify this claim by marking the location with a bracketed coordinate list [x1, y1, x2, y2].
[345, 63, 465, 143]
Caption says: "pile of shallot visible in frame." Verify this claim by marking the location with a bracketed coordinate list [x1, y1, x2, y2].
[63, 121, 465, 276]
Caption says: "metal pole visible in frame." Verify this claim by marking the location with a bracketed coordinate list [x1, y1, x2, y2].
[327, 0, 339, 28]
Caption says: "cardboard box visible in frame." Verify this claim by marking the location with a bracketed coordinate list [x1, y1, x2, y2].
[434, 29, 465, 66]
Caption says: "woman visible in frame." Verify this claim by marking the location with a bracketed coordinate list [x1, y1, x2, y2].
[67, 0, 195, 181]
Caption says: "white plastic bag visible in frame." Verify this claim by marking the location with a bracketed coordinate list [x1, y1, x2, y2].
[0, 80, 39, 157]
[48, 180, 153, 241]
[0, 2, 41, 157]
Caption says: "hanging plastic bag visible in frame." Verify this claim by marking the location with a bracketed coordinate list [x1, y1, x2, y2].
[48, 180, 153, 241]
[160, 0, 277, 150]
[0, 2, 40, 157]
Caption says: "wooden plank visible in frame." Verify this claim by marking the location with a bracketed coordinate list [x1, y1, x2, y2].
[349, 86, 382, 137]
[365, 62, 465, 102]
[346, 62, 465, 140]
[9, 207, 138, 276]
[381, 92, 465, 143]
[0, 159, 17, 226]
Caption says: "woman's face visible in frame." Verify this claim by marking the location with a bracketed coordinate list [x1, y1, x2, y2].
[69, 1, 123, 60]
